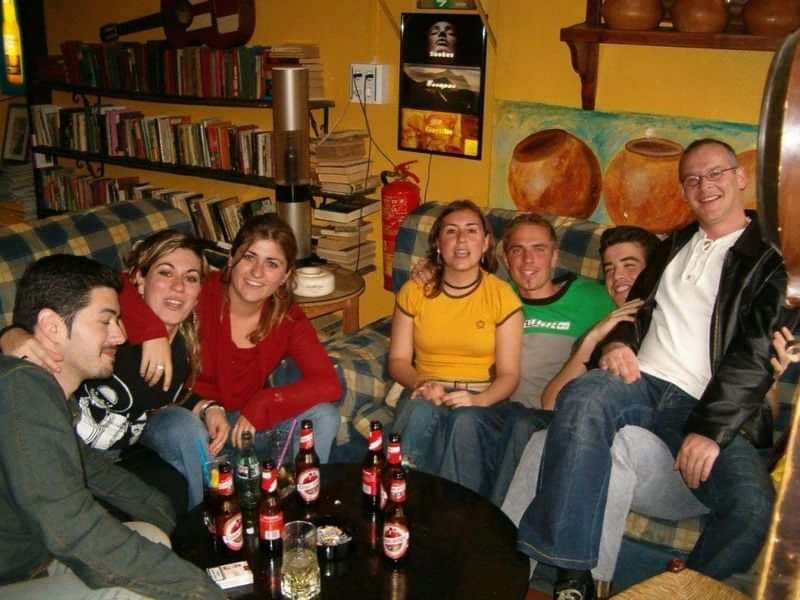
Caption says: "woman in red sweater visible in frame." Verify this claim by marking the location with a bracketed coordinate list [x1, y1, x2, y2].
[124, 214, 342, 461]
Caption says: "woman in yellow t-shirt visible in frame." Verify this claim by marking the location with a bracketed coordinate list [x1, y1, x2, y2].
[388, 199, 523, 496]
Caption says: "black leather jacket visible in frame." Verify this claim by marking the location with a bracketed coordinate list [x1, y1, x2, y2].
[600, 212, 793, 449]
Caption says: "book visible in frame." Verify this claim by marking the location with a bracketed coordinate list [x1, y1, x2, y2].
[316, 232, 371, 250]
[317, 170, 371, 185]
[319, 175, 380, 197]
[316, 240, 376, 262]
[315, 159, 371, 175]
[312, 219, 373, 237]
[312, 195, 380, 223]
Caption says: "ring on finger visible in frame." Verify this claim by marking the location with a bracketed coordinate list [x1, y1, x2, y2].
[155, 364, 165, 371]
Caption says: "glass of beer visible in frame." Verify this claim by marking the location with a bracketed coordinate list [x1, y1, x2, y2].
[281, 520, 320, 600]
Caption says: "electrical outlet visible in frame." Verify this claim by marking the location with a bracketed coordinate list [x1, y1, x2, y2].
[350, 63, 389, 104]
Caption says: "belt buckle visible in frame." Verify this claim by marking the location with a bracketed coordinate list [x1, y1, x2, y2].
[453, 380, 469, 391]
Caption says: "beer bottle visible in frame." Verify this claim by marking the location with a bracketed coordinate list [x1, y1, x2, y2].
[294, 419, 321, 506]
[382, 470, 410, 565]
[215, 462, 243, 555]
[235, 430, 261, 510]
[362, 420, 385, 511]
[202, 461, 220, 550]
[258, 460, 284, 555]
[380, 433, 403, 510]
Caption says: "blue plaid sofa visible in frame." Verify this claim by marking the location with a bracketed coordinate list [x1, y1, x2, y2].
[328, 201, 800, 590]
[0, 199, 195, 329]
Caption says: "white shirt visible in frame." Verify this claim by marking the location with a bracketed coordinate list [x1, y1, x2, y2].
[638, 225, 746, 399]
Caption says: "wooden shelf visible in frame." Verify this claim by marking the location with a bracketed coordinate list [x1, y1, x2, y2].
[32, 145, 377, 200]
[39, 81, 335, 110]
[560, 20, 785, 110]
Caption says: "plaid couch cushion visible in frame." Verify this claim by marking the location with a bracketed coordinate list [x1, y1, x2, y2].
[0, 199, 193, 329]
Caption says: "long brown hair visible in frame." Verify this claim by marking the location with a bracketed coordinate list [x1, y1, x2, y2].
[223, 213, 297, 343]
[124, 230, 208, 381]
[425, 199, 497, 297]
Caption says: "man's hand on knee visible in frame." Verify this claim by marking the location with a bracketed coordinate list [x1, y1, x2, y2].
[675, 433, 720, 489]
[598, 342, 641, 384]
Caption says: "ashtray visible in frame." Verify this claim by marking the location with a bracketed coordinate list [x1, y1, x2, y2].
[314, 515, 353, 561]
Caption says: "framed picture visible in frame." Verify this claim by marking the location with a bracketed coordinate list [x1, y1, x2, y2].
[398, 13, 487, 160]
[2, 104, 30, 164]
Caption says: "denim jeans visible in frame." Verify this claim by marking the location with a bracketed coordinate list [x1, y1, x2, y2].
[139, 405, 208, 510]
[517, 368, 774, 580]
[223, 402, 340, 465]
[490, 404, 553, 506]
[505, 426, 708, 581]
[392, 390, 516, 497]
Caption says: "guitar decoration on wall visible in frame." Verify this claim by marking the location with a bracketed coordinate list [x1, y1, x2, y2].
[99, 0, 255, 48]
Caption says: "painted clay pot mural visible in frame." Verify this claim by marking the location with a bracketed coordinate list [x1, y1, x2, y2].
[603, 137, 694, 234]
[671, 0, 729, 33]
[737, 148, 758, 211]
[602, 0, 663, 30]
[743, 0, 800, 36]
[508, 129, 601, 218]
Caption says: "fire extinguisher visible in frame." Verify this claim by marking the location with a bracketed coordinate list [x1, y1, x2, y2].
[381, 161, 421, 291]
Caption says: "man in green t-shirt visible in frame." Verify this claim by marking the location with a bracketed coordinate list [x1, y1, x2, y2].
[488, 217, 659, 504]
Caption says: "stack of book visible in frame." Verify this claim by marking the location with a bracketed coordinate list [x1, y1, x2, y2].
[312, 196, 380, 272]
[313, 130, 378, 196]
[270, 43, 324, 99]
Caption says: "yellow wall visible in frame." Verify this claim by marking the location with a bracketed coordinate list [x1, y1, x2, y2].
[41, 1, 775, 324]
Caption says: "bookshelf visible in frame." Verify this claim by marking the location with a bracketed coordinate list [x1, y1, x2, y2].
[30, 81, 377, 221]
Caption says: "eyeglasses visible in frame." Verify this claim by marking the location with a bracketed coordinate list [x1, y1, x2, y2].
[681, 166, 738, 189]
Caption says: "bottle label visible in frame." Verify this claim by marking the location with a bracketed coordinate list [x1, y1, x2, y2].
[383, 523, 410, 559]
[390, 480, 407, 503]
[261, 471, 278, 494]
[299, 430, 314, 450]
[362, 467, 378, 496]
[297, 467, 320, 501]
[218, 512, 243, 551]
[386, 444, 401, 464]
[368, 430, 383, 451]
[259, 512, 284, 541]
[218, 476, 233, 494]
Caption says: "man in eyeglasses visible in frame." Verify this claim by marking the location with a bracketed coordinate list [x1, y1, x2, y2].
[518, 138, 796, 600]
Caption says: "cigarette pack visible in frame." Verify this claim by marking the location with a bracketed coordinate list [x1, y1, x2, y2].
[207, 560, 254, 590]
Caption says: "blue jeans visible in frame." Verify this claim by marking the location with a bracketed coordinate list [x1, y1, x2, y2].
[223, 402, 339, 464]
[490, 405, 553, 506]
[140, 405, 208, 510]
[517, 369, 774, 580]
[392, 391, 516, 497]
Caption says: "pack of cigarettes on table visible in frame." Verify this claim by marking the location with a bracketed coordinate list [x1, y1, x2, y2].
[207, 560, 254, 589]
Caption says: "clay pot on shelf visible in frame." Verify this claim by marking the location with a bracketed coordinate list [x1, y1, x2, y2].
[602, 0, 664, 31]
[507, 129, 601, 219]
[602, 137, 694, 234]
[671, 0, 729, 33]
[737, 148, 758, 211]
[743, 0, 800, 36]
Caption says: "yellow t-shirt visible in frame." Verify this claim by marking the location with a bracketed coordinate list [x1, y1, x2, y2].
[395, 273, 522, 382]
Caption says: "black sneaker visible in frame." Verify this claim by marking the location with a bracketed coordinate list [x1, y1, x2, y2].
[553, 570, 597, 600]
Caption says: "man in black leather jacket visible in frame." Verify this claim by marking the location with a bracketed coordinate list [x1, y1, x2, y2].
[517, 138, 793, 600]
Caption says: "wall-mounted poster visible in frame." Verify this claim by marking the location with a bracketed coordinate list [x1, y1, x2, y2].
[398, 13, 487, 160]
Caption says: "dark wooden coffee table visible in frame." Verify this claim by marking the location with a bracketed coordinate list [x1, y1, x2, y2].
[173, 464, 529, 599]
